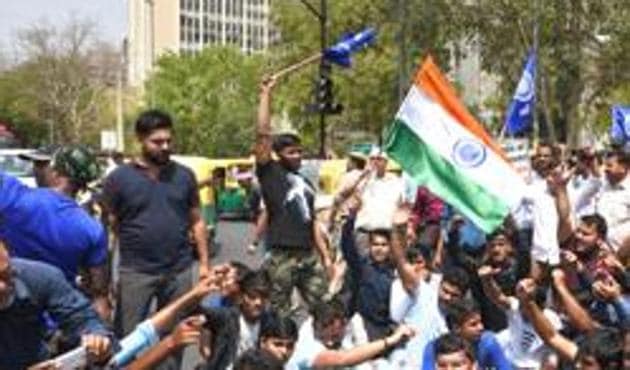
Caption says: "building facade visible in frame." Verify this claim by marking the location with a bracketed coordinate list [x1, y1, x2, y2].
[127, 0, 276, 87]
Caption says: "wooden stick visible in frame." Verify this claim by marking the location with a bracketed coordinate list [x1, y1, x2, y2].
[271, 52, 322, 80]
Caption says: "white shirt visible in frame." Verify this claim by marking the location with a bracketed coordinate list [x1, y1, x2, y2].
[595, 175, 630, 249]
[286, 315, 372, 370]
[529, 176, 560, 264]
[388, 274, 448, 370]
[496, 298, 562, 370]
[567, 175, 600, 218]
[237, 316, 260, 359]
[355, 173, 404, 231]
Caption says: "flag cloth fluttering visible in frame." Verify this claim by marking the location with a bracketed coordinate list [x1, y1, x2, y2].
[323, 27, 377, 67]
[611, 105, 630, 146]
[384, 57, 527, 233]
[504, 51, 536, 136]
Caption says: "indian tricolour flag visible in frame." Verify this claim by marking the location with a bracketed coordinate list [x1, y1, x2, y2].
[385, 57, 527, 233]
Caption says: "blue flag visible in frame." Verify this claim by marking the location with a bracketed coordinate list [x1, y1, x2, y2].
[611, 105, 630, 145]
[324, 27, 377, 67]
[505, 51, 536, 135]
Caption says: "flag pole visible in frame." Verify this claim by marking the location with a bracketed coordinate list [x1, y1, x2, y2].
[271, 53, 322, 80]
[532, 0, 540, 144]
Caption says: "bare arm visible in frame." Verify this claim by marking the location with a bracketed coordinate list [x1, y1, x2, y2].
[313, 220, 333, 278]
[391, 206, 421, 294]
[255, 77, 276, 165]
[551, 269, 597, 333]
[517, 279, 578, 361]
[547, 168, 574, 244]
[313, 325, 413, 368]
[190, 206, 210, 277]
[88, 265, 111, 322]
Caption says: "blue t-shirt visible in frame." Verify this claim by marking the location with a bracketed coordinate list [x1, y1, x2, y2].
[422, 331, 513, 370]
[0, 171, 107, 284]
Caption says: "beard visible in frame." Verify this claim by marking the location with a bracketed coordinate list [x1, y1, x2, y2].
[144, 150, 171, 166]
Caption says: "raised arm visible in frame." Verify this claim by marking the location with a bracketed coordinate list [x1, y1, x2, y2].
[478, 265, 512, 310]
[551, 268, 597, 333]
[517, 278, 578, 361]
[391, 206, 421, 294]
[254, 76, 276, 165]
[547, 168, 574, 244]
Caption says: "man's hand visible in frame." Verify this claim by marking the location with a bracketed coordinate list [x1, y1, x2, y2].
[560, 250, 583, 272]
[516, 278, 537, 302]
[478, 265, 501, 279]
[546, 166, 574, 195]
[192, 274, 220, 299]
[260, 75, 277, 95]
[82, 334, 111, 363]
[388, 324, 416, 346]
[170, 315, 205, 348]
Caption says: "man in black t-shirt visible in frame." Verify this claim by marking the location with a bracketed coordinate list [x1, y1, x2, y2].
[254, 76, 331, 316]
[103, 110, 210, 369]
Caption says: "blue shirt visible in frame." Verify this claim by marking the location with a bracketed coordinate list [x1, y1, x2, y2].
[0, 258, 111, 369]
[422, 331, 513, 370]
[341, 215, 396, 340]
[0, 171, 107, 283]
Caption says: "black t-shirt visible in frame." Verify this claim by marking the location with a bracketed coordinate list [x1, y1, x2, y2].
[103, 161, 199, 273]
[255, 160, 315, 248]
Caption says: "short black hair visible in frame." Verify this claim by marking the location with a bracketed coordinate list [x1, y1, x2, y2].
[486, 217, 517, 246]
[580, 214, 608, 239]
[233, 349, 284, 370]
[240, 270, 271, 297]
[272, 133, 301, 153]
[135, 109, 173, 137]
[311, 298, 346, 329]
[605, 149, 630, 167]
[434, 333, 475, 362]
[229, 261, 252, 284]
[445, 298, 481, 331]
[442, 266, 470, 294]
[368, 229, 391, 244]
[406, 243, 432, 264]
[259, 311, 298, 342]
[577, 328, 623, 370]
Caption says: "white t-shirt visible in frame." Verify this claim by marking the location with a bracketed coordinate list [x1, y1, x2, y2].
[355, 173, 404, 231]
[496, 297, 562, 370]
[388, 274, 448, 369]
[237, 316, 260, 359]
[286, 315, 372, 370]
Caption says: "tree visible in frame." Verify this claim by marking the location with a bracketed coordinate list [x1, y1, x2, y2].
[270, 0, 468, 153]
[456, 0, 630, 144]
[0, 19, 120, 146]
[146, 47, 267, 157]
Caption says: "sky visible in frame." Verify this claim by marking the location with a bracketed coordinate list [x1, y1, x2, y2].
[0, 0, 127, 54]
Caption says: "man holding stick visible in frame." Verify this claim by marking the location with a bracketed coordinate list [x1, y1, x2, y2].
[254, 76, 331, 317]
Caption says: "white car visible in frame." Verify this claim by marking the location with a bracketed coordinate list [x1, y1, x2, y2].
[0, 149, 37, 187]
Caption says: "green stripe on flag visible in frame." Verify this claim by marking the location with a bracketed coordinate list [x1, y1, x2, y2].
[385, 119, 509, 233]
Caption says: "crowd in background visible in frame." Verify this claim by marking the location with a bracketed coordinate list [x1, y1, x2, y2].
[0, 75, 628, 370]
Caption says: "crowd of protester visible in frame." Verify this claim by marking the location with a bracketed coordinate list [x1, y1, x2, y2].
[0, 75, 628, 370]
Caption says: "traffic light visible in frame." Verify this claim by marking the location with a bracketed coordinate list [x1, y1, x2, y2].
[313, 74, 343, 115]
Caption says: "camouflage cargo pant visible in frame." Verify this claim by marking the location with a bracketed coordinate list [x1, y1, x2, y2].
[263, 247, 329, 317]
